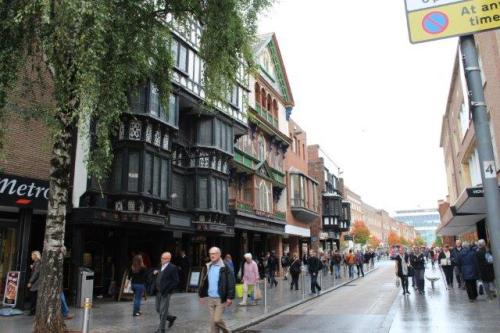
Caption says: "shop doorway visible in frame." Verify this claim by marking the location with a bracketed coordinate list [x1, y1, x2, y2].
[0, 227, 17, 300]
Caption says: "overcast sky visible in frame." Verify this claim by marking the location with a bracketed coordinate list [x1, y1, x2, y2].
[258, 0, 458, 214]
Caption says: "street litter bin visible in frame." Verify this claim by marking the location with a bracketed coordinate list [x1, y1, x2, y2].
[77, 267, 94, 308]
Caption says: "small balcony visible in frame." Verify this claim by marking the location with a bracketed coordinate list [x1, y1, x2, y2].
[291, 198, 319, 222]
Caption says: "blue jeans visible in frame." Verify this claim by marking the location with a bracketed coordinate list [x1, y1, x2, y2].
[334, 264, 341, 279]
[132, 283, 145, 314]
[61, 292, 69, 317]
[348, 265, 354, 278]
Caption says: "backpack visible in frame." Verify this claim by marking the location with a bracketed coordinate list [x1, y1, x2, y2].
[485, 252, 494, 264]
[347, 254, 356, 265]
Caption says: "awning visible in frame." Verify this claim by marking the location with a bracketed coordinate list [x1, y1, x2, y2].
[285, 224, 310, 237]
[437, 186, 492, 236]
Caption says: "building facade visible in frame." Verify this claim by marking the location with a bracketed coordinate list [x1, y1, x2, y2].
[393, 209, 440, 246]
[308, 145, 350, 252]
[283, 119, 318, 258]
[438, 31, 500, 242]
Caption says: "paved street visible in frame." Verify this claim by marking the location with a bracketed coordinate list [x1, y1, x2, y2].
[241, 261, 500, 333]
[0, 264, 374, 333]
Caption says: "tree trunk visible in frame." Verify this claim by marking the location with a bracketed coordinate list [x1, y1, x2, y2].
[34, 106, 74, 333]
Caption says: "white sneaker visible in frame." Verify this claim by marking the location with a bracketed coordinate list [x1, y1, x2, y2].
[239, 302, 247, 306]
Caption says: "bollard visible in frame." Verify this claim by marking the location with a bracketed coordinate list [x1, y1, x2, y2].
[82, 297, 91, 333]
[264, 277, 267, 311]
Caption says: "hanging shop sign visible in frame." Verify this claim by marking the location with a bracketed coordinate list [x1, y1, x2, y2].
[0, 173, 49, 210]
[405, 0, 500, 43]
[2, 271, 20, 307]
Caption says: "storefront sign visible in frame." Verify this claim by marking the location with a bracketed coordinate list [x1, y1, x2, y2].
[0, 173, 49, 210]
[2, 271, 20, 307]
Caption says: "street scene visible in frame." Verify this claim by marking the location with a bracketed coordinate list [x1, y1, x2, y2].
[1, 1, 500, 333]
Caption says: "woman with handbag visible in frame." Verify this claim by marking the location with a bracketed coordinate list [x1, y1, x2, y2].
[239, 253, 260, 305]
[395, 247, 410, 295]
[289, 253, 302, 291]
[439, 245, 454, 287]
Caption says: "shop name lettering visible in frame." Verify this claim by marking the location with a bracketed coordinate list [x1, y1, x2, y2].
[0, 177, 49, 200]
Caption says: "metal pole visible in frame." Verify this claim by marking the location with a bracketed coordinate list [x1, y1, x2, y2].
[264, 276, 267, 310]
[301, 272, 305, 298]
[460, 35, 500, 308]
[82, 297, 91, 333]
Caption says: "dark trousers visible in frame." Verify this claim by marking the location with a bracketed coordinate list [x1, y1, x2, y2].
[415, 268, 425, 292]
[290, 273, 299, 290]
[356, 264, 364, 277]
[310, 273, 321, 293]
[400, 276, 409, 293]
[156, 293, 174, 333]
[465, 279, 478, 300]
[267, 270, 277, 287]
[29, 290, 38, 314]
[454, 266, 463, 287]
[442, 266, 454, 286]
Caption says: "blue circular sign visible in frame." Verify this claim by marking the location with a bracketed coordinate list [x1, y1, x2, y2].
[422, 11, 449, 34]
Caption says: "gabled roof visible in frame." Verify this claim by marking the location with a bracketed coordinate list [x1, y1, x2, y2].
[253, 33, 295, 107]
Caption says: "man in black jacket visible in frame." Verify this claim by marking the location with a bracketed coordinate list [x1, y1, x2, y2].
[199, 247, 235, 333]
[153, 252, 179, 333]
[267, 251, 279, 287]
[307, 250, 322, 295]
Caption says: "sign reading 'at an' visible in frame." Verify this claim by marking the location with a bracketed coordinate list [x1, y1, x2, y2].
[404, 0, 500, 43]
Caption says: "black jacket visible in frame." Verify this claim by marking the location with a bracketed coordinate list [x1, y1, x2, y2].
[149, 263, 179, 296]
[199, 260, 235, 302]
[267, 255, 278, 271]
[307, 256, 321, 274]
[410, 253, 425, 270]
[476, 248, 495, 282]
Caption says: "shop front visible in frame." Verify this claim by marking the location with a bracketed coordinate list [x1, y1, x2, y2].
[0, 173, 48, 308]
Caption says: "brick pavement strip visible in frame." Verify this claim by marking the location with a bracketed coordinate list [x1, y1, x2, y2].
[0, 264, 377, 333]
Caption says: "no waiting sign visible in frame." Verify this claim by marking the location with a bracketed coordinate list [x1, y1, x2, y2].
[405, 0, 500, 43]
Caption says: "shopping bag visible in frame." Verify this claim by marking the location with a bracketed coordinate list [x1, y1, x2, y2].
[123, 278, 133, 294]
[254, 282, 262, 300]
[235, 283, 244, 298]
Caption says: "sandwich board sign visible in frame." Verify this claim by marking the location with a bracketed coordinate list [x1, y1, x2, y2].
[404, 0, 500, 43]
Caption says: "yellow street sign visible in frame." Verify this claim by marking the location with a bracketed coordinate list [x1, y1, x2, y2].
[405, 0, 500, 43]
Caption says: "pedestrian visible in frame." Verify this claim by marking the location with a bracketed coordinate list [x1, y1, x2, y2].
[345, 250, 356, 279]
[239, 253, 259, 306]
[331, 250, 342, 279]
[438, 244, 454, 287]
[320, 252, 329, 276]
[27, 250, 41, 315]
[289, 253, 301, 291]
[458, 241, 479, 302]
[395, 247, 410, 295]
[410, 246, 426, 295]
[199, 247, 235, 333]
[476, 239, 497, 301]
[355, 250, 365, 277]
[153, 252, 178, 333]
[281, 252, 290, 281]
[307, 250, 322, 295]
[224, 254, 235, 273]
[451, 240, 465, 288]
[267, 251, 278, 287]
[60, 291, 74, 320]
[177, 250, 191, 291]
[129, 254, 147, 316]
[429, 248, 436, 268]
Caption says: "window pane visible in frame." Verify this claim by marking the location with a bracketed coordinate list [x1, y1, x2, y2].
[222, 181, 227, 212]
[144, 153, 153, 194]
[214, 119, 221, 149]
[130, 86, 146, 113]
[169, 94, 178, 126]
[160, 158, 168, 200]
[211, 178, 216, 209]
[171, 39, 178, 64]
[199, 177, 208, 209]
[112, 154, 122, 192]
[150, 84, 160, 116]
[198, 119, 212, 145]
[217, 178, 223, 211]
[179, 44, 188, 72]
[172, 173, 185, 208]
[153, 156, 160, 196]
[128, 152, 140, 192]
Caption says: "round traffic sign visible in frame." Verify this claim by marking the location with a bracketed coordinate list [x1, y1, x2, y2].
[422, 11, 449, 34]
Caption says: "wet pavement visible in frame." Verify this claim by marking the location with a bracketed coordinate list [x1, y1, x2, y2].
[0, 263, 374, 333]
[242, 261, 500, 333]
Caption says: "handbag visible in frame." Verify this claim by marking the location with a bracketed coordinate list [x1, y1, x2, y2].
[254, 281, 262, 300]
[123, 278, 133, 294]
[395, 277, 401, 288]
[478, 282, 484, 295]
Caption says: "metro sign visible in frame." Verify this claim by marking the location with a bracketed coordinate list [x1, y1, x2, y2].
[0, 173, 49, 210]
